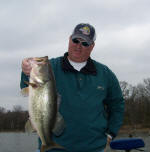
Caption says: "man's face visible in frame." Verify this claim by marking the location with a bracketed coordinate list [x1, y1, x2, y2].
[68, 36, 95, 62]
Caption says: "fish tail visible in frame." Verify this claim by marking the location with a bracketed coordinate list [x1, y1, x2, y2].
[40, 142, 64, 152]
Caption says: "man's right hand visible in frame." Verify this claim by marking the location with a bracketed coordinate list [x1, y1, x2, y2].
[21, 58, 33, 76]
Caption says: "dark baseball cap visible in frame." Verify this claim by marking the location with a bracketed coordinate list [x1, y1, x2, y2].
[71, 23, 96, 45]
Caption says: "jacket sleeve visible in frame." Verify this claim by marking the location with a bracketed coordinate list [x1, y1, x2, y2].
[104, 70, 125, 139]
[20, 72, 29, 89]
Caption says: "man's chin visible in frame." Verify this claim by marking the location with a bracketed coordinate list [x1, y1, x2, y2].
[69, 56, 82, 62]
[73, 52, 82, 57]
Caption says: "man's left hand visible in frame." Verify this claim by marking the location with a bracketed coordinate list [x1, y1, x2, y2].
[104, 135, 112, 152]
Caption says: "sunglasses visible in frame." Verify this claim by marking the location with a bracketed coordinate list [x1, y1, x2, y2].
[72, 38, 90, 47]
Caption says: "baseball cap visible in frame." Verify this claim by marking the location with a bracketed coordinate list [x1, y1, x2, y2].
[71, 23, 96, 45]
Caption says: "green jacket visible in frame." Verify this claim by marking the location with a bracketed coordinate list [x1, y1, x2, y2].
[20, 53, 124, 152]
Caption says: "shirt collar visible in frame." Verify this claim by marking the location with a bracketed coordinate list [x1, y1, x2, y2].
[61, 52, 97, 75]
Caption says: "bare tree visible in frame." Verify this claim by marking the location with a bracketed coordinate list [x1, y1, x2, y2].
[120, 81, 133, 100]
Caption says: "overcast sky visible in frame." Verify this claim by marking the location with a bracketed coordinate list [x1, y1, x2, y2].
[0, 0, 150, 110]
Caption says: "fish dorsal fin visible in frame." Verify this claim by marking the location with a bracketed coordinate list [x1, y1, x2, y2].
[52, 112, 65, 136]
[57, 93, 61, 110]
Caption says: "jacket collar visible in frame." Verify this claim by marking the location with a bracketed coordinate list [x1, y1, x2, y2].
[61, 52, 97, 75]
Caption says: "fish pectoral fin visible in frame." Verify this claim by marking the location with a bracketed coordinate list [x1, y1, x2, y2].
[41, 142, 65, 152]
[25, 119, 36, 133]
[21, 87, 29, 97]
[24, 81, 29, 85]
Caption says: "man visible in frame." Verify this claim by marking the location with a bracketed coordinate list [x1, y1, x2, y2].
[20, 23, 124, 152]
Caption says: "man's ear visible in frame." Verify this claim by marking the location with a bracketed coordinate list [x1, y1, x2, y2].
[91, 42, 95, 48]
[92, 42, 95, 47]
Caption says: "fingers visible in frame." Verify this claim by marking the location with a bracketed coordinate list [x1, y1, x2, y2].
[107, 136, 112, 144]
[104, 136, 112, 152]
[22, 58, 33, 76]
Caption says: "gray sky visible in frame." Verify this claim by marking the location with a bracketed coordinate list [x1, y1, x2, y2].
[0, 0, 150, 110]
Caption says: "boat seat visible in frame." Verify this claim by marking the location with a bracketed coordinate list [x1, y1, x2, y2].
[110, 138, 145, 150]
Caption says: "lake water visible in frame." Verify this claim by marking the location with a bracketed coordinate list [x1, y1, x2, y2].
[0, 132, 150, 152]
[0, 132, 38, 152]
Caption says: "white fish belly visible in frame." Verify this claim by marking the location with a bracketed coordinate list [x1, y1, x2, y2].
[29, 82, 56, 145]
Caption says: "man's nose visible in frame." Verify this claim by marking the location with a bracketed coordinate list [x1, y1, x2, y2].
[76, 43, 82, 49]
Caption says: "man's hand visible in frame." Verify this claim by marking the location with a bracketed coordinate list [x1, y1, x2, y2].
[104, 135, 112, 152]
[21, 58, 33, 76]
[106, 135, 112, 144]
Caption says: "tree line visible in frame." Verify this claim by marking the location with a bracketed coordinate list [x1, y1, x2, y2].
[121, 78, 150, 128]
[0, 78, 150, 131]
[0, 106, 28, 131]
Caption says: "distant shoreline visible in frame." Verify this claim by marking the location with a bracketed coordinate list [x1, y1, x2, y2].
[119, 126, 150, 135]
[0, 130, 25, 133]
[1, 127, 150, 134]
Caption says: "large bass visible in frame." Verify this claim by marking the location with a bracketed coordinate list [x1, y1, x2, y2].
[22, 56, 65, 152]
